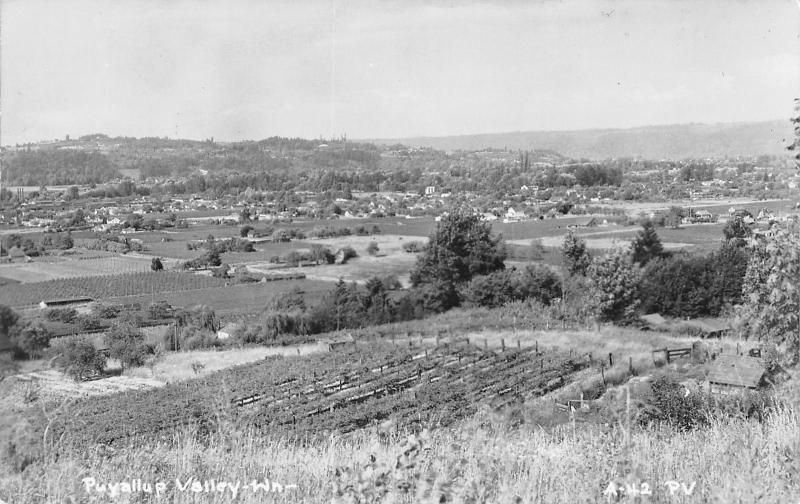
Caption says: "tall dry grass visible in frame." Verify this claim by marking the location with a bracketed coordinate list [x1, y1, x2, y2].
[1, 401, 797, 503]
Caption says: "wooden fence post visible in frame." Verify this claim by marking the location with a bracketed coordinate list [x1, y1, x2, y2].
[484, 339, 488, 350]
[629, 356, 633, 375]
[501, 339, 505, 352]
[535, 340, 538, 354]
[517, 339, 521, 350]
[608, 353, 613, 367]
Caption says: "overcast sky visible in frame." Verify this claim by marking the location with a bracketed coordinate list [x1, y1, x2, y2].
[1, 0, 798, 144]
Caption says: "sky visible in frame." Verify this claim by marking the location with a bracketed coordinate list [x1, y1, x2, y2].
[1, 0, 798, 145]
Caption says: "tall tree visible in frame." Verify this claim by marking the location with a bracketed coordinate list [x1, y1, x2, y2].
[738, 223, 800, 364]
[410, 212, 505, 287]
[632, 221, 665, 266]
[561, 231, 591, 276]
[588, 245, 641, 323]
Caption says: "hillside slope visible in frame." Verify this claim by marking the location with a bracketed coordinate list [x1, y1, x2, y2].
[365, 119, 793, 160]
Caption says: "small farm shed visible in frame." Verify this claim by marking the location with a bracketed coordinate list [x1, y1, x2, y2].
[217, 323, 241, 340]
[39, 297, 94, 309]
[707, 355, 766, 394]
[639, 313, 667, 331]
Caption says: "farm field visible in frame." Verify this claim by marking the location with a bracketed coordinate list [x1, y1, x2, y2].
[108, 278, 333, 316]
[507, 222, 730, 251]
[124, 342, 329, 383]
[0, 271, 230, 307]
[0, 255, 171, 283]
[22, 340, 586, 449]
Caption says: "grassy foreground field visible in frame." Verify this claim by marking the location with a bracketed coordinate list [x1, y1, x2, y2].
[1, 402, 797, 503]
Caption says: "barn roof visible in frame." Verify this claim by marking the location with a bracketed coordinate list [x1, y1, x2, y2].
[708, 355, 765, 388]
[685, 318, 732, 334]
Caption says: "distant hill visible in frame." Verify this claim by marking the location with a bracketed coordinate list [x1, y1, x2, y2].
[363, 120, 794, 160]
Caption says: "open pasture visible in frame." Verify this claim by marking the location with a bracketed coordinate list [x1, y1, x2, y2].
[248, 234, 426, 285]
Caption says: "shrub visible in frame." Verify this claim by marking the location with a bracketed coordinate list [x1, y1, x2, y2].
[49, 336, 106, 381]
[462, 270, 518, 308]
[637, 375, 708, 431]
[107, 325, 153, 369]
[366, 241, 379, 256]
[339, 246, 358, 264]
[269, 287, 306, 312]
[147, 300, 174, 320]
[402, 241, 424, 253]
[181, 329, 221, 350]
[0, 353, 20, 381]
[12, 323, 55, 358]
[46, 307, 78, 323]
[517, 264, 562, 305]
[93, 303, 122, 319]
[76, 314, 104, 331]
[150, 257, 164, 271]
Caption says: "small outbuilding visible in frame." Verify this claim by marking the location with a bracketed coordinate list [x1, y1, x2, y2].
[707, 355, 767, 394]
[39, 297, 94, 309]
[639, 313, 667, 331]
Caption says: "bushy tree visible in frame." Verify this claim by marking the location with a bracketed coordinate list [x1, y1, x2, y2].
[462, 269, 518, 308]
[310, 244, 335, 264]
[0, 305, 19, 341]
[49, 336, 106, 381]
[10, 322, 52, 358]
[107, 324, 153, 369]
[587, 245, 640, 323]
[723, 216, 752, 243]
[410, 211, 505, 291]
[665, 206, 684, 229]
[517, 264, 562, 305]
[738, 223, 800, 364]
[561, 231, 591, 276]
[240, 225, 254, 237]
[639, 243, 749, 318]
[631, 221, 665, 266]
[150, 257, 164, 271]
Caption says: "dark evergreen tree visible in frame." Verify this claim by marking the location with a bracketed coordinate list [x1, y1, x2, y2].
[632, 221, 665, 266]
